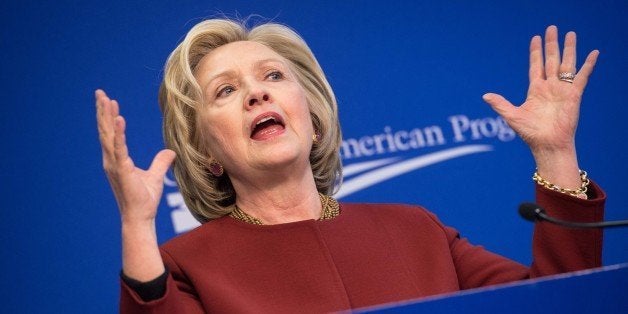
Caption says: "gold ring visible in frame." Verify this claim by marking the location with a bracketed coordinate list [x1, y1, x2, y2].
[558, 72, 575, 83]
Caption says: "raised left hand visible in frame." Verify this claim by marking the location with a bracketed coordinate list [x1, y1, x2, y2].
[484, 25, 598, 152]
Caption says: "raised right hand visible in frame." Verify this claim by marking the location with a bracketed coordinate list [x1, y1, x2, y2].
[96, 89, 176, 224]
[97, 89, 176, 281]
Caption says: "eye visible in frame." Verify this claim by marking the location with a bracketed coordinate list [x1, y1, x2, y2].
[266, 71, 283, 81]
[216, 85, 235, 98]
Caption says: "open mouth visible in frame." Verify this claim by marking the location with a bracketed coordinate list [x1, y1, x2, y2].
[250, 112, 285, 140]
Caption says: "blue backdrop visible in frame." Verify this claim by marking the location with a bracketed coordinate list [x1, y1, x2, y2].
[2, 0, 627, 312]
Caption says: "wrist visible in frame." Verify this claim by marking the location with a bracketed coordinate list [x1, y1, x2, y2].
[121, 220, 164, 282]
[531, 146, 581, 190]
[530, 143, 577, 165]
[121, 220, 157, 244]
[121, 214, 156, 228]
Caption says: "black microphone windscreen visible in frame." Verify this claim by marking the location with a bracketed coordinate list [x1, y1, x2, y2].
[519, 203, 542, 222]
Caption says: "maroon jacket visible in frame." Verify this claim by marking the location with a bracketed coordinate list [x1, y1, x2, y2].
[120, 183, 605, 313]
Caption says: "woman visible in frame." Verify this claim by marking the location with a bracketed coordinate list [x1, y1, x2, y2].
[96, 19, 605, 313]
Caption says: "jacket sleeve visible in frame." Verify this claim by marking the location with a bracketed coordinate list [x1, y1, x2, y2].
[119, 248, 205, 313]
[444, 181, 605, 289]
[529, 180, 605, 275]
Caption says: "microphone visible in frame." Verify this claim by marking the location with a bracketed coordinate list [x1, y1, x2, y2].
[519, 203, 628, 229]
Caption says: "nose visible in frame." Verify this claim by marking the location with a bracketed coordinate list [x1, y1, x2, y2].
[245, 83, 271, 109]
[248, 94, 269, 106]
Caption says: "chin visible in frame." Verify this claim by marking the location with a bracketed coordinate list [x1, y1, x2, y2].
[254, 142, 311, 169]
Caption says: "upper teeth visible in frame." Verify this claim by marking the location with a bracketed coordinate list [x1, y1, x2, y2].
[256, 116, 275, 125]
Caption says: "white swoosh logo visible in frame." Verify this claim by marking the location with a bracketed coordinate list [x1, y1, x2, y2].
[342, 156, 401, 176]
[336, 144, 493, 198]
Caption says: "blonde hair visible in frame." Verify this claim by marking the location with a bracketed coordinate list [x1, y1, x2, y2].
[159, 19, 342, 222]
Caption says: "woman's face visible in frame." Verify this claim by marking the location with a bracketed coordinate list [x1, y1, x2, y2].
[195, 41, 314, 179]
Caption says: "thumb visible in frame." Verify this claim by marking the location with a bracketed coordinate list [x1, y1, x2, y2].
[148, 149, 177, 177]
[482, 93, 514, 119]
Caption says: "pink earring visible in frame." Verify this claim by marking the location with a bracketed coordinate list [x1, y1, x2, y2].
[208, 161, 224, 177]
[313, 131, 321, 143]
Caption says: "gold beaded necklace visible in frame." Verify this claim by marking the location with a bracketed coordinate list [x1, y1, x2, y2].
[229, 193, 340, 225]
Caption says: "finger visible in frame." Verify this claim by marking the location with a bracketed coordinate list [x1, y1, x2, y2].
[96, 89, 112, 133]
[96, 90, 105, 133]
[560, 31, 577, 74]
[95, 89, 108, 104]
[113, 115, 130, 165]
[149, 149, 177, 177]
[544, 25, 560, 78]
[96, 91, 116, 161]
[529, 35, 544, 81]
[95, 89, 107, 105]
[96, 90, 119, 130]
[111, 99, 120, 118]
[482, 93, 515, 119]
[574, 50, 599, 90]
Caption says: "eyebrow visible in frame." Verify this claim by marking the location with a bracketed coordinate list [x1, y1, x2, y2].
[254, 58, 287, 68]
[204, 58, 288, 85]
